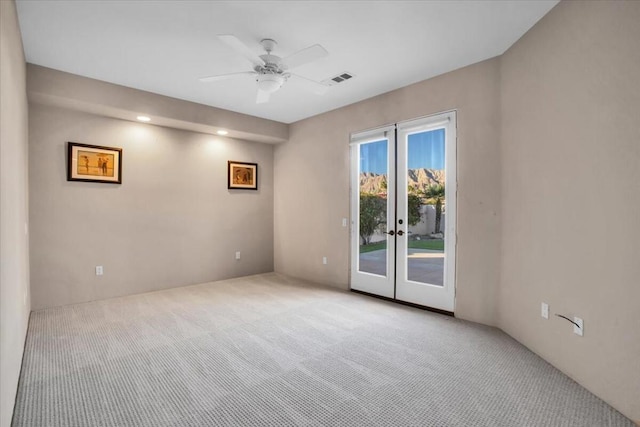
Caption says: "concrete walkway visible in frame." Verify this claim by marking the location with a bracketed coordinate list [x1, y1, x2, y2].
[358, 248, 444, 286]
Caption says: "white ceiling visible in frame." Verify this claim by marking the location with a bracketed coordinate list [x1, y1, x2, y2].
[16, 1, 558, 124]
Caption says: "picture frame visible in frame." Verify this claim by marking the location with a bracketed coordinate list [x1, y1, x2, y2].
[67, 142, 122, 184]
[228, 161, 258, 190]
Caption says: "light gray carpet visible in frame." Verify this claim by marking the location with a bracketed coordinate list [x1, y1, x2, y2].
[13, 273, 632, 426]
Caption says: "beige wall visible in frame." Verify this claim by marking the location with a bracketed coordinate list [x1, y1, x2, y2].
[500, 0, 640, 421]
[8, 0, 639, 422]
[29, 104, 274, 309]
[27, 65, 288, 144]
[274, 58, 502, 326]
[0, 1, 31, 426]
[274, 1, 640, 419]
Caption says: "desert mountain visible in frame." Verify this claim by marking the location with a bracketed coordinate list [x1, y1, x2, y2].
[360, 168, 444, 194]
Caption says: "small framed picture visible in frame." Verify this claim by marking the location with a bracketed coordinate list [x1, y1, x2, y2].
[228, 161, 258, 190]
[67, 142, 122, 184]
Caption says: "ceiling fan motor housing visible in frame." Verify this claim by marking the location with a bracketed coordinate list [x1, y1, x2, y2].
[255, 50, 289, 93]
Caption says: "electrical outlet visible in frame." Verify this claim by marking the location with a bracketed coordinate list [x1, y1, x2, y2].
[573, 317, 584, 336]
[322, 256, 327, 265]
[95, 266, 103, 276]
[235, 251, 241, 260]
[541, 302, 549, 319]
[342, 218, 347, 227]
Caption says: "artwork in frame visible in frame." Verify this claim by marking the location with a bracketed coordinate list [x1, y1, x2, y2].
[67, 142, 122, 184]
[228, 161, 258, 190]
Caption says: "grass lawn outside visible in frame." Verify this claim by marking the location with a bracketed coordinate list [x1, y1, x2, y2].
[359, 239, 444, 253]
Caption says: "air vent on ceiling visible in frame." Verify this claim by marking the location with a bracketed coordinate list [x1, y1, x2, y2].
[323, 72, 355, 86]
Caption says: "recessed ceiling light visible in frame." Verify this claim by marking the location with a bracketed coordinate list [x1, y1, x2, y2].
[137, 116, 151, 122]
[216, 130, 229, 135]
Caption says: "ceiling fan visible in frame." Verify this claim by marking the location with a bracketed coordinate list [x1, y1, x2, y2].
[200, 35, 330, 104]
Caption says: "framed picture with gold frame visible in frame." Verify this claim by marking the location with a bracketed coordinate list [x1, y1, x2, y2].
[228, 161, 257, 190]
[67, 142, 122, 184]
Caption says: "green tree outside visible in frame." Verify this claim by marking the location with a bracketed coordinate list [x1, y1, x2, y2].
[407, 185, 422, 227]
[359, 193, 387, 245]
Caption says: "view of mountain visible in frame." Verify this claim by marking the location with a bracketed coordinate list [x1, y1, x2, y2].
[360, 168, 445, 194]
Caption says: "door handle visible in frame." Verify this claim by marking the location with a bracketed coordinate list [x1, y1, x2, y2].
[397, 230, 405, 236]
[384, 230, 395, 236]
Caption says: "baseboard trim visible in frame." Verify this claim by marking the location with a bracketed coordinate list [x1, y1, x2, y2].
[350, 289, 454, 317]
[10, 311, 32, 426]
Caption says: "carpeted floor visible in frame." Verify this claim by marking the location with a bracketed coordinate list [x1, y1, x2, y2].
[12, 273, 633, 426]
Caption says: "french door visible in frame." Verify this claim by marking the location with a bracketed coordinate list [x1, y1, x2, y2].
[350, 111, 456, 312]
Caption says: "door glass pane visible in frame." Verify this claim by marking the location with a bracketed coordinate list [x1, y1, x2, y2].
[406, 129, 445, 286]
[358, 139, 388, 276]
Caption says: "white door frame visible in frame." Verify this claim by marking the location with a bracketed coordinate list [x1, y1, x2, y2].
[395, 111, 456, 312]
[349, 126, 396, 298]
[349, 111, 457, 313]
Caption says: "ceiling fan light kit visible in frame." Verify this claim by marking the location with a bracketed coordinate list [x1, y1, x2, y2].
[256, 74, 286, 94]
[200, 35, 330, 104]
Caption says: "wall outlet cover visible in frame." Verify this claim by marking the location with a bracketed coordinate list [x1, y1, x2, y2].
[573, 317, 584, 336]
[541, 302, 549, 319]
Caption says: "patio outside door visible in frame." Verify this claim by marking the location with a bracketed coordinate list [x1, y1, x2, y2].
[350, 111, 456, 312]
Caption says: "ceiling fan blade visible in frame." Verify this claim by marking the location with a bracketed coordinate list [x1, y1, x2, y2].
[282, 44, 328, 70]
[218, 34, 265, 68]
[256, 89, 271, 104]
[290, 73, 329, 95]
[199, 71, 256, 83]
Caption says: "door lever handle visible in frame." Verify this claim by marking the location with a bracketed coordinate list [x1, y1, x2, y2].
[384, 230, 395, 236]
[397, 230, 405, 236]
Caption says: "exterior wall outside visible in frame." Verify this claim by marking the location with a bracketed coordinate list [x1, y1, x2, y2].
[369, 205, 445, 244]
